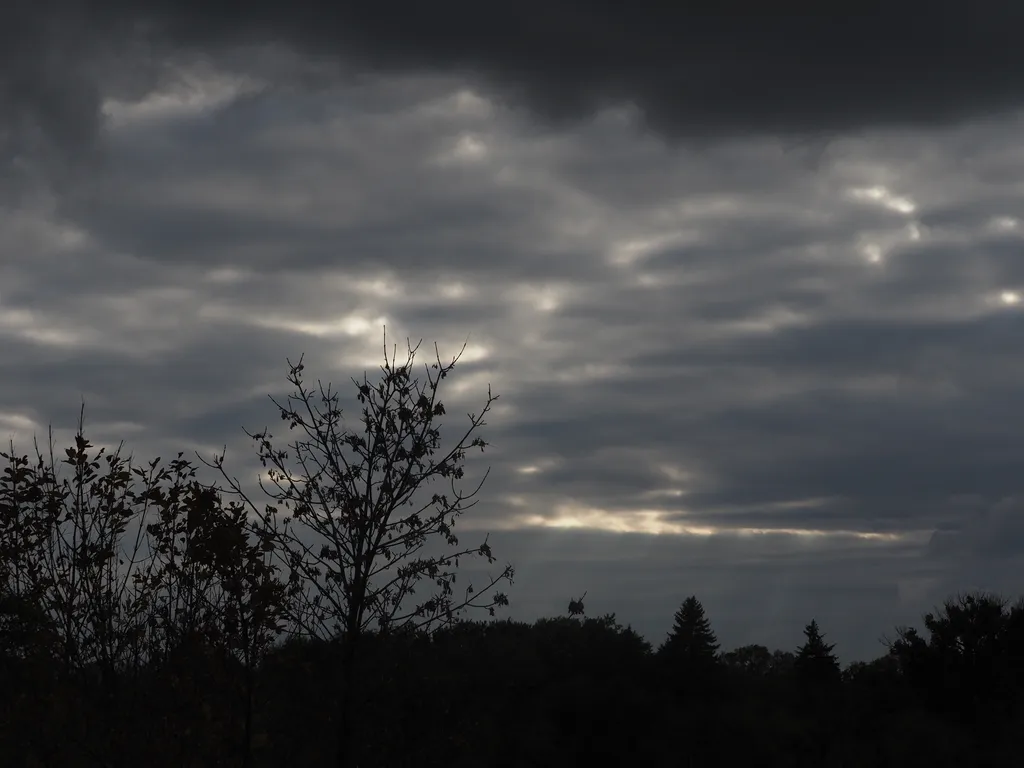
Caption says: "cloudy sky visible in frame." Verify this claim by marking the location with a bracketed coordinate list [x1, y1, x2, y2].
[4, 3, 1024, 662]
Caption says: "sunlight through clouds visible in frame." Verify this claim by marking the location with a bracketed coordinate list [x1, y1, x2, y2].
[847, 185, 917, 215]
[0, 307, 100, 349]
[724, 305, 810, 335]
[607, 232, 692, 267]
[446, 366, 497, 398]
[102, 65, 265, 129]
[641, 488, 686, 499]
[353, 276, 404, 298]
[432, 133, 491, 165]
[252, 312, 390, 338]
[436, 280, 470, 300]
[523, 505, 710, 536]
[515, 503, 909, 541]
[205, 267, 253, 284]
[989, 216, 1019, 232]
[552, 362, 629, 383]
[515, 456, 562, 476]
[447, 342, 490, 365]
[0, 411, 41, 445]
[862, 243, 883, 263]
[506, 282, 575, 313]
[842, 180, 925, 266]
[419, 87, 495, 121]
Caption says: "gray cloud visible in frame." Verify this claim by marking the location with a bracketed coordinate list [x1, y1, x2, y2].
[4, 58, 1024, 661]
[7, 2, 1024, 191]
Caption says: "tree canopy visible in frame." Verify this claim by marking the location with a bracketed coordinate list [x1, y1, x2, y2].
[659, 595, 720, 663]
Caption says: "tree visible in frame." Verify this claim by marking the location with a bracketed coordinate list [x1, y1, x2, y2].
[0, 409, 290, 767]
[657, 595, 721, 761]
[771, 649, 796, 675]
[722, 644, 774, 677]
[567, 590, 587, 617]
[794, 619, 840, 687]
[137, 481, 288, 768]
[659, 595, 720, 663]
[922, 592, 1009, 664]
[0, 412, 166, 767]
[889, 591, 1021, 720]
[658, 595, 721, 704]
[208, 333, 514, 767]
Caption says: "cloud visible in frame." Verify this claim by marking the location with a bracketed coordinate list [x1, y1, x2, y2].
[7, 2, 1024, 190]
[4, 58, 1024, 660]
[87, 3, 1024, 135]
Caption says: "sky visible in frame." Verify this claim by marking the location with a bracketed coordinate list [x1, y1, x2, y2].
[4, 3, 1024, 663]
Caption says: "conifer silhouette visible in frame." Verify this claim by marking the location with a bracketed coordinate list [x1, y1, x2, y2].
[659, 595, 720, 663]
[794, 619, 841, 686]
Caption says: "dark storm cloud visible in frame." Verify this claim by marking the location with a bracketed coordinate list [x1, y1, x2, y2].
[80, 1, 1024, 135]
[7, 0, 1024, 180]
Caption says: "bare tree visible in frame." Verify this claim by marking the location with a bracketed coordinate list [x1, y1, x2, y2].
[207, 332, 514, 767]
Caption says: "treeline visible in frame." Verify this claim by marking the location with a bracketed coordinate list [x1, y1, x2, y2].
[3, 341, 1024, 766]
[5, 568, 1024, 766]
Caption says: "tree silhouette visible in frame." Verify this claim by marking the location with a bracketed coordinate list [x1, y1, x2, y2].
[722, 644, 774, 677]
[207, 332, 514, 767]
[0, 409, 291, 766]
[794, 619, 840, 688]
[659, 595, 719, 662]
[12, 365, 1024, 764]
[657, 595, 721, 712]
[567, 590, 587, 617]
[889, 591, 1024, 722]
[656, 596, 721, 761]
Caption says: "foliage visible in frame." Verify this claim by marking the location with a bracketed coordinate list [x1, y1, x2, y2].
[659, 594, 720, 663]
[0, 408, 289, 766]
[204, 334, 514, 766]
[208, 337, 513, 643]
[794, 618, 841, 688]
[888, 592, 1024, 721]
[567, 590, 587, 617]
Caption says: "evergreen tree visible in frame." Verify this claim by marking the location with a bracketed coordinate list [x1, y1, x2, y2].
[659, 596, 720, 664]
[794, 619, 841, 687]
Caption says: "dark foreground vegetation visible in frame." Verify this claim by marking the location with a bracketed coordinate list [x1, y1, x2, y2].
[3, 338, 1024, 766]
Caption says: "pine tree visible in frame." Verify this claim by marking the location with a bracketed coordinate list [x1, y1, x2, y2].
[794, 619, 841, 687]
[659, 596, 720, 664]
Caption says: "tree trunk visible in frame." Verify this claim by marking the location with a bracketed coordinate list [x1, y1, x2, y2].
[241, 664, 254, 768]
[335, 632, 359, 768]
